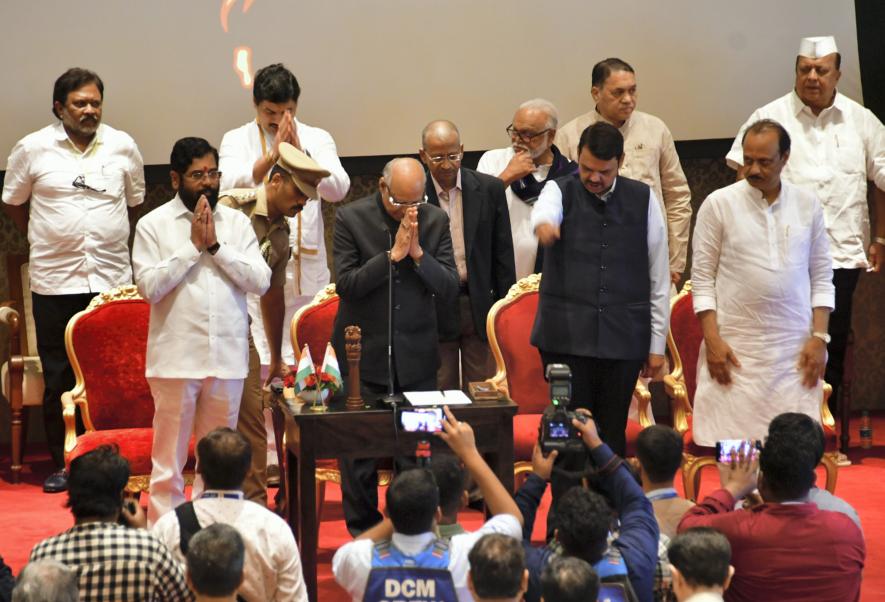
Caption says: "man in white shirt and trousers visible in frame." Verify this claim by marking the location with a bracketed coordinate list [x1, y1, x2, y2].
[2, 68, 145, 493]
[219, 63, 350, 496]
[133, 137, 270, 523]
[691, 119, 834, 446]
[725, 36, 885, 461]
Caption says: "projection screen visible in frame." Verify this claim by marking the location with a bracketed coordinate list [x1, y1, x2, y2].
[0, 0, 861, 164]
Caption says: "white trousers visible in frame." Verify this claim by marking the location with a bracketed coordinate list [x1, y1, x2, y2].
[147, 377, 244, 524]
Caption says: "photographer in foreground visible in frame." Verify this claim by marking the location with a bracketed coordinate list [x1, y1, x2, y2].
[518, 410, 659, 602]
[332, 406, 523, 602]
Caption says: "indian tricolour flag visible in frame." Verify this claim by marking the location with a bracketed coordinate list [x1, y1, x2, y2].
[321, 342, 343, 391]
[294, 344, 315, 393]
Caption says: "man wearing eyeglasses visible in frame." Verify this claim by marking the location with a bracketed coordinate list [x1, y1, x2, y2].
[133, 137, 271, 523]
[2, 68, 145, 493]
[419, 120, 515, 392]
[556, 58, 692, 288]
[477, 99, 577, 280]
[330, 157, 458, 535]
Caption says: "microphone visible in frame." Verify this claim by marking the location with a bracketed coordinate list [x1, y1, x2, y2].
[381, 226, 404, 407]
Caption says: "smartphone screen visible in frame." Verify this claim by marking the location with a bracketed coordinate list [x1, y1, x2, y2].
[716, 439, 760, 463]
[401, 409, 443, 433]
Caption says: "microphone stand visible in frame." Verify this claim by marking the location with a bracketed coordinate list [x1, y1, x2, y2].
[381, 227, 404, 407]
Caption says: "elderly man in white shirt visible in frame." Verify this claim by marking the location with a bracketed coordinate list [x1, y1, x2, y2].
[692, 120, 834, 446]
[133, 137, 270, 523]
[476, 99, 577, 280]
[556, 58, 692, 287]
[153, 427, 307, 602]
[725, 37, 885, 447]
[219, 63, 350, 495]
[1, 68, 144, 493]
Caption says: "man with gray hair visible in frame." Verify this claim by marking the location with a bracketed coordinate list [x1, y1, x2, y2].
[331, 156, 459, 534]
[556, 58, 692, 286]
[478, 99, 577, 279]
[12, 560, 78, 602]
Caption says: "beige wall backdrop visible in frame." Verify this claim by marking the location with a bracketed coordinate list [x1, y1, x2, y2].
[0, 0, 861, 163]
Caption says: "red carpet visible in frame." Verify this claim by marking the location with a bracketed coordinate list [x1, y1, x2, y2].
[2, 414, 884, 601]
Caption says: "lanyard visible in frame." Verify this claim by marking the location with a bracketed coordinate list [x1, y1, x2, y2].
[199, 491, 243, 501]
[646, 488, 679, 502]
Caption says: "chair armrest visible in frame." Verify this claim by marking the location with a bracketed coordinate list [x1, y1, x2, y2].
[0, 304, 22, 356]
[633, 379, 653, 428]
[820, 382, 835, 430]
[62, 390, 80, 455]
[663, 374, 692, 435]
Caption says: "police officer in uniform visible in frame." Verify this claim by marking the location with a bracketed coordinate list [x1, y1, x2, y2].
[218, 142, 330, 504]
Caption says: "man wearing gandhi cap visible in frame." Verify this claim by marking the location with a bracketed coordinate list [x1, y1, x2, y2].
[218, 141, 330, 503]
[725, 36, 885, 457]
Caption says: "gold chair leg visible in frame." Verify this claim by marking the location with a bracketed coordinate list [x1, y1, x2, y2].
[821, 452, 839, 493]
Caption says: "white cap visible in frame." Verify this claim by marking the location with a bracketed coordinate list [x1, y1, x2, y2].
[798, 36, 839, 58]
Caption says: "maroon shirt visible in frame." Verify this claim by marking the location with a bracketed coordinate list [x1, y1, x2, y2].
[679, 489, 864, 602]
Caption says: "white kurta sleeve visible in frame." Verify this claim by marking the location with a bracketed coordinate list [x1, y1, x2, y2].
[864, 109, 885, 192]
[219, 129, 259, 190]
[691, 193, 724, 314]
[530, 180, 564, 230]
[123, 136, 146, 207]
[211, 212, 271, 296]
[808, 197, 836, 309]
[132, 220, 202, 304]
[309, 128, 350, 203]
[646, 189, 670, 355]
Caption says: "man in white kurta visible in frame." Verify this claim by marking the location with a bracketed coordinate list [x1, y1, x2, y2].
[724, 37, 885, 432]
[477, 99, 577, 280]
[691, 121, 834, 446]
[219, 63, 351, 364]
[555, 58, 692, 286]
[219, 63, 350, 489]
[133, 137, 270, 523]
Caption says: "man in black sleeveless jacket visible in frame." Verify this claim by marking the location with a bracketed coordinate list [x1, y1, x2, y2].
[530, 123, 670, 534]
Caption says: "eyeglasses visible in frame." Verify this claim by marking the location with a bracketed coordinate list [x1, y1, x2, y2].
[72, 174, 106, 193]
[425, 152, 463, 165]
[506, 125, 551, 143]
[388, 194, 428, 208]
[183, 170, 222, 182]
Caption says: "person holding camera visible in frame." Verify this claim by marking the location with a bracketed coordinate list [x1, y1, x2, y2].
[518, 411, 659, 602]
[27, 446, 191, 601]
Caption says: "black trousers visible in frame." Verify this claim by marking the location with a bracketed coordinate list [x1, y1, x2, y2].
[825, 268, 861, 412]
[339, 373, 437, 536]
[31, 292, 94, 468]
[539, 350, 642, 539]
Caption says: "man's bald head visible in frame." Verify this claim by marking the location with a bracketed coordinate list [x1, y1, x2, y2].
[420, 120, 464, 191]
[380, 157, 427, 219]
[421, 120, 461, 148]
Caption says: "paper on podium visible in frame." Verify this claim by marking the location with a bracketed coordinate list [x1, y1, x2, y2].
[404, 390, 473, 406]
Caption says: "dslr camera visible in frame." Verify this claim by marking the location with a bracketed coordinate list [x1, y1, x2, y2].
[540, 364, 588, 453]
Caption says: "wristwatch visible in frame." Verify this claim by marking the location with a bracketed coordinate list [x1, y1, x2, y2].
[207, 242, 221, 256]
[811, 331, 831, 344]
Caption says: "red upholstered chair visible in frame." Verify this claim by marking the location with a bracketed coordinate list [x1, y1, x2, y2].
[289, 285, 392, 519]
[486, 274, 652, 484]
[664, 281, 839, 501]
[62, 286, 196, 493]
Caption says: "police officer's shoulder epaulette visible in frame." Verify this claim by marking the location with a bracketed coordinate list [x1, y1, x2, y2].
[218, 188, 258, 207]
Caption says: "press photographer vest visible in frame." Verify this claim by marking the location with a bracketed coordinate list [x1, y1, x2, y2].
[531, 175, 651, 361]
[364, 538, 456, 602]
